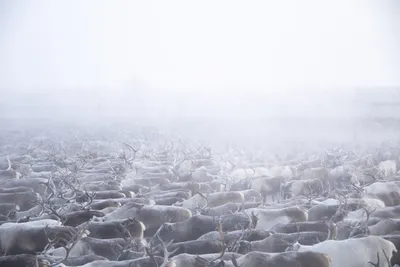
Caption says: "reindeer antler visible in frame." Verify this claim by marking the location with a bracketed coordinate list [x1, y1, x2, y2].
[81, 191, 97, 210]
[368, 252, 380, 267]
[195, 220, 227, 266]
[43, 225, 89, 266]
[5, 155, 11, 171]
[231, 254, 243, 267]
[197, 192, 209, 209]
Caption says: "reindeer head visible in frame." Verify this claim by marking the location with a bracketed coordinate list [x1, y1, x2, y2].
[236, 240, 251, 254]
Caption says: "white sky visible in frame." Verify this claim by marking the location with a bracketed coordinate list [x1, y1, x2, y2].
[0, 0, 399, 118]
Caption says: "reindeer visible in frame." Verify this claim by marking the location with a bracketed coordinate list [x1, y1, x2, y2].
[291, 236, 396, 267]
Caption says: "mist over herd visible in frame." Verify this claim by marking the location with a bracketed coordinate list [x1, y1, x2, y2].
[0, 119, 399, 267]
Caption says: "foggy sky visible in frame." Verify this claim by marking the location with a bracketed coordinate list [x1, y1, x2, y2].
[0, 0, 399, 119]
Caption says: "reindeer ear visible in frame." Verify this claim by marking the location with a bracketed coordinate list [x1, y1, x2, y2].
[92, 216, 102, 222]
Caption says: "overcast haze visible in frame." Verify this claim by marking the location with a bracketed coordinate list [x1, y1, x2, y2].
[0, 0, 399, 120]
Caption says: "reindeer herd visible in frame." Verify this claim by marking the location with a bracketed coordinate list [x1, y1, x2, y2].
[0, 126, 400, 267]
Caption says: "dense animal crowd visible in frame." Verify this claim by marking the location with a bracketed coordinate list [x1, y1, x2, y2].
[1, 126, 400, 267]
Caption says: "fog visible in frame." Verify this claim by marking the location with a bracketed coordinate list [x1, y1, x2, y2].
[1, 0, 400, 148]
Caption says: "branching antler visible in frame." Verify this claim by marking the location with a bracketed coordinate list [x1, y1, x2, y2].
[33, 180, 65, 222]
[362, 205, 376, 225]
[43, 225, 89, 266]
[333, 191, 349, 222]
[5, 155, 11, 171]
[231, 254, 242, 267]
[172, 150, 187, 178]
[347, 165, 378, 193]
[26, 140, 42, 154]
[81, 191, 97, 210]
[382, 249, 392, 266]
[116, 219, 141, 257]
[350, 205, 376, 237]
[120, 142, 139, 168]
[145, 246, 159, 267]
[362, 169, 379, 183]
[107, 160, 118, 176]
[324, 219, 335, 241]
[250, 211, 259, 229]
[195, 221, 227, 267]
[146, 233, 178, 267]
[368, 252, 380, 267]
[197, 192, 209, 209]
[149, 223, 168, 248]
[228, 223, 247, 253]
[157, 234, 176, 267]
[368, 250, 391, 267]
